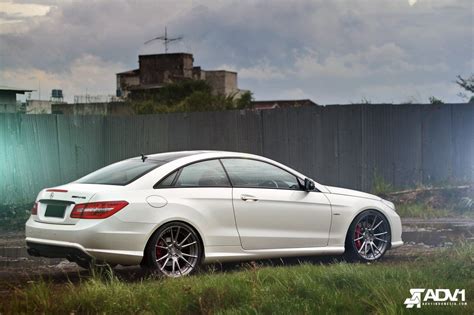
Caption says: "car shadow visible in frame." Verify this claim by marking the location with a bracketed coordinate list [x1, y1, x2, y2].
[111, 251, 407, 281]
[110, 254, 350, 282]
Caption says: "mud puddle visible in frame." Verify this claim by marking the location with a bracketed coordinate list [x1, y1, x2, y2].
[401, 218, 474, 247]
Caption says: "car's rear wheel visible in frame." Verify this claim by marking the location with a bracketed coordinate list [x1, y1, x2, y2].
[144, 222, 203, 277]
[345, 210, 391, 262]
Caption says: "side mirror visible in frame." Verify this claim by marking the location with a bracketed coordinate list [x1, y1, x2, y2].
[304, 178, 315, 192]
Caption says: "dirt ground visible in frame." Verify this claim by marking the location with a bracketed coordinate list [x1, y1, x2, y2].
[0, 218, 472, 294]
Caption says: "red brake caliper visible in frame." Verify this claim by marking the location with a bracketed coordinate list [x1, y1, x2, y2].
[355, 224, 362, 249]
[156, 240, 164, 259]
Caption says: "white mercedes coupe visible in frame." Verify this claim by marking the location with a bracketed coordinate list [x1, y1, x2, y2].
[26, 151, 403, 277]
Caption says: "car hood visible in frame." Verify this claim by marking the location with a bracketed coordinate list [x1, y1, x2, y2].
[325, 186, 381, 201]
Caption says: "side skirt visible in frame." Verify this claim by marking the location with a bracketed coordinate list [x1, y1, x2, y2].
[203, 246, 345, 264]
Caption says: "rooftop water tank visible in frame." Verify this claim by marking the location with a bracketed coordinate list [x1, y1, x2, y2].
[51, 89, 63, 99]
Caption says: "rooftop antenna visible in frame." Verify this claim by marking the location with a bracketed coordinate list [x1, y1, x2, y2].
[144, 26, 183, 53]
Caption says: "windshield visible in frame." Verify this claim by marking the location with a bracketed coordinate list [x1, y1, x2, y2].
[76, 159, 167, 185]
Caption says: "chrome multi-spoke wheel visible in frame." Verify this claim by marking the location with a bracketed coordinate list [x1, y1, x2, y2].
[346, 210, 391, 261]
[145, 222, 202, 277]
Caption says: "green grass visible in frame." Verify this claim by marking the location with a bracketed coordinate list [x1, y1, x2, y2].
[396, 202, 474, 219]
[2, 244, 473, 314]
[396, 203, 452, 219]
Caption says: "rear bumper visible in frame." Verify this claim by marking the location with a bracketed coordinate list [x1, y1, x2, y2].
[25, 237, 143, 265]
[27, 241, 92, 266]
[25, 216, 156, 265]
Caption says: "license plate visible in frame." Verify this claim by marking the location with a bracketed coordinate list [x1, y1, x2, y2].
[44, 204, 66, 218]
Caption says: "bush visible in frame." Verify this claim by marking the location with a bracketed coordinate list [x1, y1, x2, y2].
[371, 171, 393, 196]
[0, 203, 32, 231]
[130, 80, 253, 114]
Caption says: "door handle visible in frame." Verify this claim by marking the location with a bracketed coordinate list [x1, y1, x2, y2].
[241, 194, 258, 202]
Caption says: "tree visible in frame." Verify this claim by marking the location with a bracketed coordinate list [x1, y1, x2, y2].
[456, 74, 474, 93]
[428, 96, 444, 104]
[129, 80, 254, 114]
[234, 91, 253, 109]
[456, 74, 474, 103]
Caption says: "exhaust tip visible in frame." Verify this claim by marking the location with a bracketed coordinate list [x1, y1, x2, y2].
[27, 248, 40, 257]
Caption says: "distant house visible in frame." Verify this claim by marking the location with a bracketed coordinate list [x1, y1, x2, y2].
[117, 53, 245, 99]
[0, 86, 33, 113]
[116, 69, 141, 98]
[251, 99, 318, 110]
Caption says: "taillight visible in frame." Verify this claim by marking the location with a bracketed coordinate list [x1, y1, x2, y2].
[31, 202, 38, 215]
[70, 201, 128, 219]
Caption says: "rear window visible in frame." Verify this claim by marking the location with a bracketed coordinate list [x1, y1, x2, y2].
[76, 159, 167, 185]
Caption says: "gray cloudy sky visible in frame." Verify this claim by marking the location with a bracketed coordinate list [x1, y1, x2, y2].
[0, 0, 472, 104]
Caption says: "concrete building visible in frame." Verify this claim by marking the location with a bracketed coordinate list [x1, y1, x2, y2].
[116, 69, 140, 98]
[0, 86, 33, 113]
[117, 53, 241, 99]
[51, 102, 134, 115]
[139, 53, 194, 85]
[203, 70, 238, 96]
[26, 100, 53, 114]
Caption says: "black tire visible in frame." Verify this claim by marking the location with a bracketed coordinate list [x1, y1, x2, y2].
[344, 210, 391, 262]
[143, 221, 203, 277]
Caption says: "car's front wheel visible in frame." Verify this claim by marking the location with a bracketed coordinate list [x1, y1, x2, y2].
[345, 210, 391, 262]
[143, 222, 203, 277]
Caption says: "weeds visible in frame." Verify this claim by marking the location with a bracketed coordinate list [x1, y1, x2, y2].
[396, 203, 452, 219]
[372, 171, 393, 196]
[385, 184, 474, 218]
[0, 203, 31, 231]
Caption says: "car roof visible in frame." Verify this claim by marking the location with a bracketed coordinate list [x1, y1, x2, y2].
[130, 151, 211, 163]
[132, 150, 263, 163]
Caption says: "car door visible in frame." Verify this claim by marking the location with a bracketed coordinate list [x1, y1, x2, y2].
[155, 159, 238, 246]
[221, 158, 332, 250]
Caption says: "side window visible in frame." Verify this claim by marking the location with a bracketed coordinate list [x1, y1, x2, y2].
[157, 170, 178, 188]
[221, 158, 301, 190]
[158, 160, 230, 188]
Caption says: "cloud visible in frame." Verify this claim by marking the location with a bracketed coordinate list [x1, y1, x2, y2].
[0, 1, 51, 18]
[219, 59, 286, 81]
[292, 44, 450, 79]
[355, 81, 462, 104]
[0, 0, 471, 104]
[0, 54, 124, 100]
[274, 88, 312, 100]
[0, 0, 52, 33]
